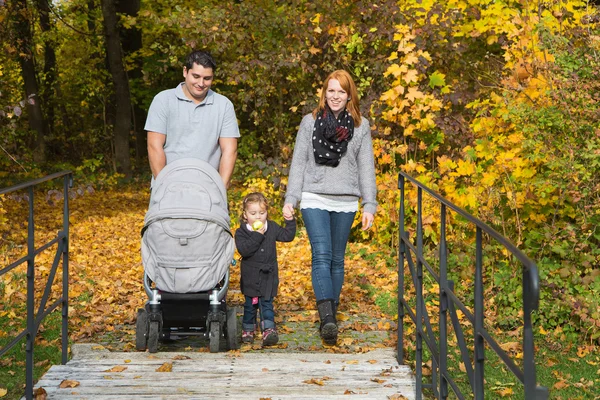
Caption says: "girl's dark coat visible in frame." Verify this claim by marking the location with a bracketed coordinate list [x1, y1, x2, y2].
[234, 218, 296, 300]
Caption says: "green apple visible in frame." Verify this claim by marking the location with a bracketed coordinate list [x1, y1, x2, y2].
[252, 220, 263, 231]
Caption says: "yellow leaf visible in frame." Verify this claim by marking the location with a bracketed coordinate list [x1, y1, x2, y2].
[455, 160, 476, 176]
[577, 346, 590, 358]
[59, 380, 80, 388]
[385, 63, 408, 78]
[405, 87, 424, 102]
[303, 378, 324, 386]
[404, 53, 419, 65]
[497, 387, 513, 397]
[105, 365, 127, 372]
[0, 388, 7, 397]
[403, 69, 419, 84]
[487, 35, 498, 45]
[156, 362, 173, 372]
[553, 380, 569, 390]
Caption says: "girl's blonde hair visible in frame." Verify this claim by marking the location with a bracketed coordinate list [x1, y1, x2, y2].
[312, 70, 362, 127]
[240, 192, 268, 223]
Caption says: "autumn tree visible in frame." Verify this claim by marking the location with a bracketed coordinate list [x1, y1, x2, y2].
[101, 0, 133, 177]
[116, 0, 146, 166]
[6, 0, 49, 164]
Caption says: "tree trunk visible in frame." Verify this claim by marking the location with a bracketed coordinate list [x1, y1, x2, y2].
[9, 0, 48, 164]
[101, 0, 132, 177]
[116, 0, 146, 166]
[37, 0, 57, 148]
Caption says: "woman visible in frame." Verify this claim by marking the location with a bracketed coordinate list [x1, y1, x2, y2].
[282, 70, 377, 345]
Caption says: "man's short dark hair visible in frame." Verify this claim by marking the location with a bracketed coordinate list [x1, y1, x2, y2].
[185, 50, 217, 72]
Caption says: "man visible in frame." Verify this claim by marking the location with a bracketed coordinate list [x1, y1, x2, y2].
[145, 50, 239, 188]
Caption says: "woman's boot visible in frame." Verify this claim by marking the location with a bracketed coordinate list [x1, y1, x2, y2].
[317, 299, 338, 345]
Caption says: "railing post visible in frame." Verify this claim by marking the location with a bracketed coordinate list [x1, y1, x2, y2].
[25, 186, 35, 400]
[474, 227, 484, 399]
[439, 204, 448, 400]
[397, 174, 405, 364]
[62, 175, 71, 364]
[415, 187, 423, 400]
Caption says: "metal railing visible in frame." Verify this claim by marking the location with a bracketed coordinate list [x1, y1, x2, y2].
[0, 171, 72, 400]
[397, 172, 549, 399]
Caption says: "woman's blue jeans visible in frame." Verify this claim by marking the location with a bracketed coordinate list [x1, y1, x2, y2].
[301, 208, 356, 303]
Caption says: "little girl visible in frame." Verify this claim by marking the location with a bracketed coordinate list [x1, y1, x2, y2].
[234, 192, 296, 346]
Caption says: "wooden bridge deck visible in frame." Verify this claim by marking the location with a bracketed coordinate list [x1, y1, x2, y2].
[28, 344, 416, 399]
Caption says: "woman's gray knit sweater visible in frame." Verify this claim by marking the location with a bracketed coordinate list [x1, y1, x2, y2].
[284, 113, 378, 215]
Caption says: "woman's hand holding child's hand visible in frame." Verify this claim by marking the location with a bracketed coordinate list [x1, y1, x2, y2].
[282, 203, 295, 220]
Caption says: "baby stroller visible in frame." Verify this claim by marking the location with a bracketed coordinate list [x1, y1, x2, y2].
[135, 158, 238, 353]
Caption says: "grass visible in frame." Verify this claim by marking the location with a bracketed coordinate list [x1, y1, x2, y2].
[0, 308, 66, 400]
[353, 247, 600, 399]
[413, 340, 600, 399]
[364, 283, 600, 399]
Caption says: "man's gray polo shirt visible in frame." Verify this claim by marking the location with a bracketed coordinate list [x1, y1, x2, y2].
[144, 83, 240, 171]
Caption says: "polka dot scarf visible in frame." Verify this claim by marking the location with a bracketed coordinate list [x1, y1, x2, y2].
[312, 106, 354, 167]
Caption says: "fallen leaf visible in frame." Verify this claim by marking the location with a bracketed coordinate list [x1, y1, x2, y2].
[34, 360, 50, 367]
[553, 380, 569, 390]
[156, 362, 173, 372]
[345, 360, 359, 364]
[172, 355, 191, 360]
[0, 388, 7, 397]
[371, 378, 386, 383]
[59, 380, 80, 388]
[303, 378, 324, 386]
[33, 387, 47, 400]
[497, 387, 513, 397]
[387, 394, 408, 399]
[124, 359, 131, 363]
[262, 368, 269, 372]
[344, 389, 356, 394]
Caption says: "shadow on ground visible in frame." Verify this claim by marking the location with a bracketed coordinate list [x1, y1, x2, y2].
[91, 309, 398, 355]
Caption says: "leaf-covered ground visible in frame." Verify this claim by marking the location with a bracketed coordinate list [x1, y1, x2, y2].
[2, 185, 600, 400]
[0, 184, 398, 351]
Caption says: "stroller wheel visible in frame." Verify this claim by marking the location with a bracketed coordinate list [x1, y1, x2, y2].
[226, 306, 239, 350]
[135, 308, 148, 351]
[148, 321, 159, 353]
[209, 321, 220, 353]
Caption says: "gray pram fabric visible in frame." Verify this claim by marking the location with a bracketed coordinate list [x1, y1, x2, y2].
[141, 158, 234, 293]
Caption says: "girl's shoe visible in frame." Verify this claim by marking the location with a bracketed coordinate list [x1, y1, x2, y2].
[241, 330, 255, 343]
[261, 328, 279, 346]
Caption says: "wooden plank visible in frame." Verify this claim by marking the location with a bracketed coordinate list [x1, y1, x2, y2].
[26, 344, 416, 399]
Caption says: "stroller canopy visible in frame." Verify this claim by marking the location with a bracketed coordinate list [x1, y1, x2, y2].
[141, 158, 234, 293]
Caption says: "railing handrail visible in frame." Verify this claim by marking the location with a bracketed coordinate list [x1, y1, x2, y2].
[0, 170, 72, 195]
[397, 171, 548, 399]
[0, 171, 72, 400]
[399, 172, 540, 306]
